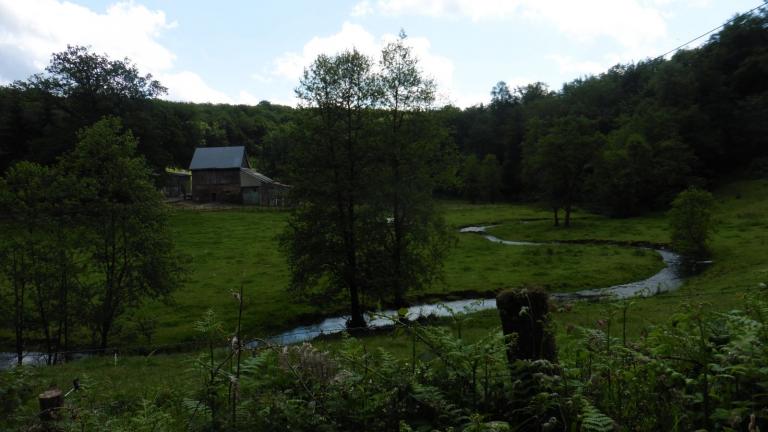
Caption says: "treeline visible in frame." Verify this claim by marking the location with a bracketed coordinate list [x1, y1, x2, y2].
[444, 8, 768, 218]
[1, 9, 766, 219]
[0, 46, 297, 178]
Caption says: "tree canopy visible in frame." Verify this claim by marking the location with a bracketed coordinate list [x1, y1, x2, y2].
[282, 37, 455, 326]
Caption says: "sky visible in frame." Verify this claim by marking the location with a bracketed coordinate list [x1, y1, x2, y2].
[0, 0, 761, 107]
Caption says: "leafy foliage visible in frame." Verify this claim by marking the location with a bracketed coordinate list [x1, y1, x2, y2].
[668, 187, 715, 260]
[0, 118, 186, 362]
[282, 40, 455, 326]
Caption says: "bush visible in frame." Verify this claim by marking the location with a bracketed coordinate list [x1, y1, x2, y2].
[668, 187, 715, 260]
[0, 367, 34, 425]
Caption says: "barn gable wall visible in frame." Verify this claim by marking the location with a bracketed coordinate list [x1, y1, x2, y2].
[192, 169, 242, 203]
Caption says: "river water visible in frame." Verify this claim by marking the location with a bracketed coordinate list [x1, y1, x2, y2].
[2, 226, 683, 368]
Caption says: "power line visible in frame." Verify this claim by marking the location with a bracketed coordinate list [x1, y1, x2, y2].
[653, 2, 767, 62]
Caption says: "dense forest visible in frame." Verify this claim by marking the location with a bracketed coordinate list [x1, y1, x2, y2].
[1, 9, 766, 218]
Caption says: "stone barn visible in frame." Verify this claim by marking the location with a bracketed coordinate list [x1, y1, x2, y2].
[189, 146, 290, 206]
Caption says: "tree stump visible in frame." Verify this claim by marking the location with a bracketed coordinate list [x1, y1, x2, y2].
[496, 288, 557, 363]
[38, 388, 63, 421]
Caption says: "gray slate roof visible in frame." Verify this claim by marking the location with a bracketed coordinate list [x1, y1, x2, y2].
[189, 146, 247, 170]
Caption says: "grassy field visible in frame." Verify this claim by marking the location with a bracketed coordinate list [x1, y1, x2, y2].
[9, 178, 768, 424]
[4, 179, 766, 353]
[326, 178, 768, 354]
[0, 201, 663, 349]
[133, 200, 663, 345]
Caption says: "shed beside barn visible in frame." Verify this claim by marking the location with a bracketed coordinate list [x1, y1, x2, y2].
[240, 168, 290, 206]
[189, 146, 290, 206]
[161, 168, 191, 198]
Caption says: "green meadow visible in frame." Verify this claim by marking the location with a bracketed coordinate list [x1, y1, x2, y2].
[33, 177, 768, 349]
[12, 178, 768, 418]
[137, 200, 663, 345]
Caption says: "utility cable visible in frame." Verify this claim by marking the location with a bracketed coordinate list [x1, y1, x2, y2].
[653, 1, 767, 61]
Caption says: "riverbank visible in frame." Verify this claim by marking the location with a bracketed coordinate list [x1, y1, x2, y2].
[1, 202, 664, 352]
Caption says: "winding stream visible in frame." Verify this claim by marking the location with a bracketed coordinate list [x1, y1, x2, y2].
[250, 226, 683, 346]
[2, 226, 684, 368]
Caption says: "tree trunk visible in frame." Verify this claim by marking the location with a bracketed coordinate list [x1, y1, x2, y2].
[13, 253, 25, 366]
[38, 389, 63, 421]
[348, 282, 366, 328]
[14, 286, 24, 366]
[496, 288, 557, 363]
[34, 273, 53, 365]
[345, 184, 365, 329]
[61, 272, 69, 362]
[346, 213, 365, 328]
[392, 178, 405, 307]
[552, 208, 559, 227]
[564, 204, 572, 227]
[99, 316, 112, 350]
[393, 231, 404, 306]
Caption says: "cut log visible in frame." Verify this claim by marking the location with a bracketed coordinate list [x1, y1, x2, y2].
[38, 388, 63, 421]
[496, 288, 557, 363]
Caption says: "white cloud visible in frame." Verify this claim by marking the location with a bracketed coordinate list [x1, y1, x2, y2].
[273, 22, 380, 81]
[272, 22, 456, 104]
[369, 0, 521, 21]
[250, 72, 273, 84]
[352, 0, 672, 48]
[351, 0, 374, 16]
[547, 54, 607, 77]
[0, 0, 176, 75]
[0, 0, 253, 105]
[160, 71, 233, 104]
[520, 1, 667, 49]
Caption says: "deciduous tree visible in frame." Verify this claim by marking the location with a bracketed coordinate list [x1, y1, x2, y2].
[669, 187, 715, 260]
[281, 50, 379, 328]
[523, 116, 603, 226]
[58, 118, 185, 348]
[377, 31, 454, 306]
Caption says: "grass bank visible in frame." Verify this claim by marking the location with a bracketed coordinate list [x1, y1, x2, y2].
[135, 200, 663, 345]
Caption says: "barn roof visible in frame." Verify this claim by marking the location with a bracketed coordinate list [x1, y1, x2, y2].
[240, 168, 291, 188]
[240, 168, 274, 184]
[189, 146, 248, 170]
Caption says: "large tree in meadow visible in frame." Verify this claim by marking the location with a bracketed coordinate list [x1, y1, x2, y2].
[281, 49, 379, 328]
[282, 41, 454, 325]
[376, 32, 454, 307]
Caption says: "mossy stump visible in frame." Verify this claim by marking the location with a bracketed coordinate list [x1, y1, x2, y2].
[38, 388, 63, 421]
[496, 288, 557, 363]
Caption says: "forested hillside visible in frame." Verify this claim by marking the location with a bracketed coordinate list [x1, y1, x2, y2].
[1, 9, 766, 211]
[0, 56, 297, 178]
